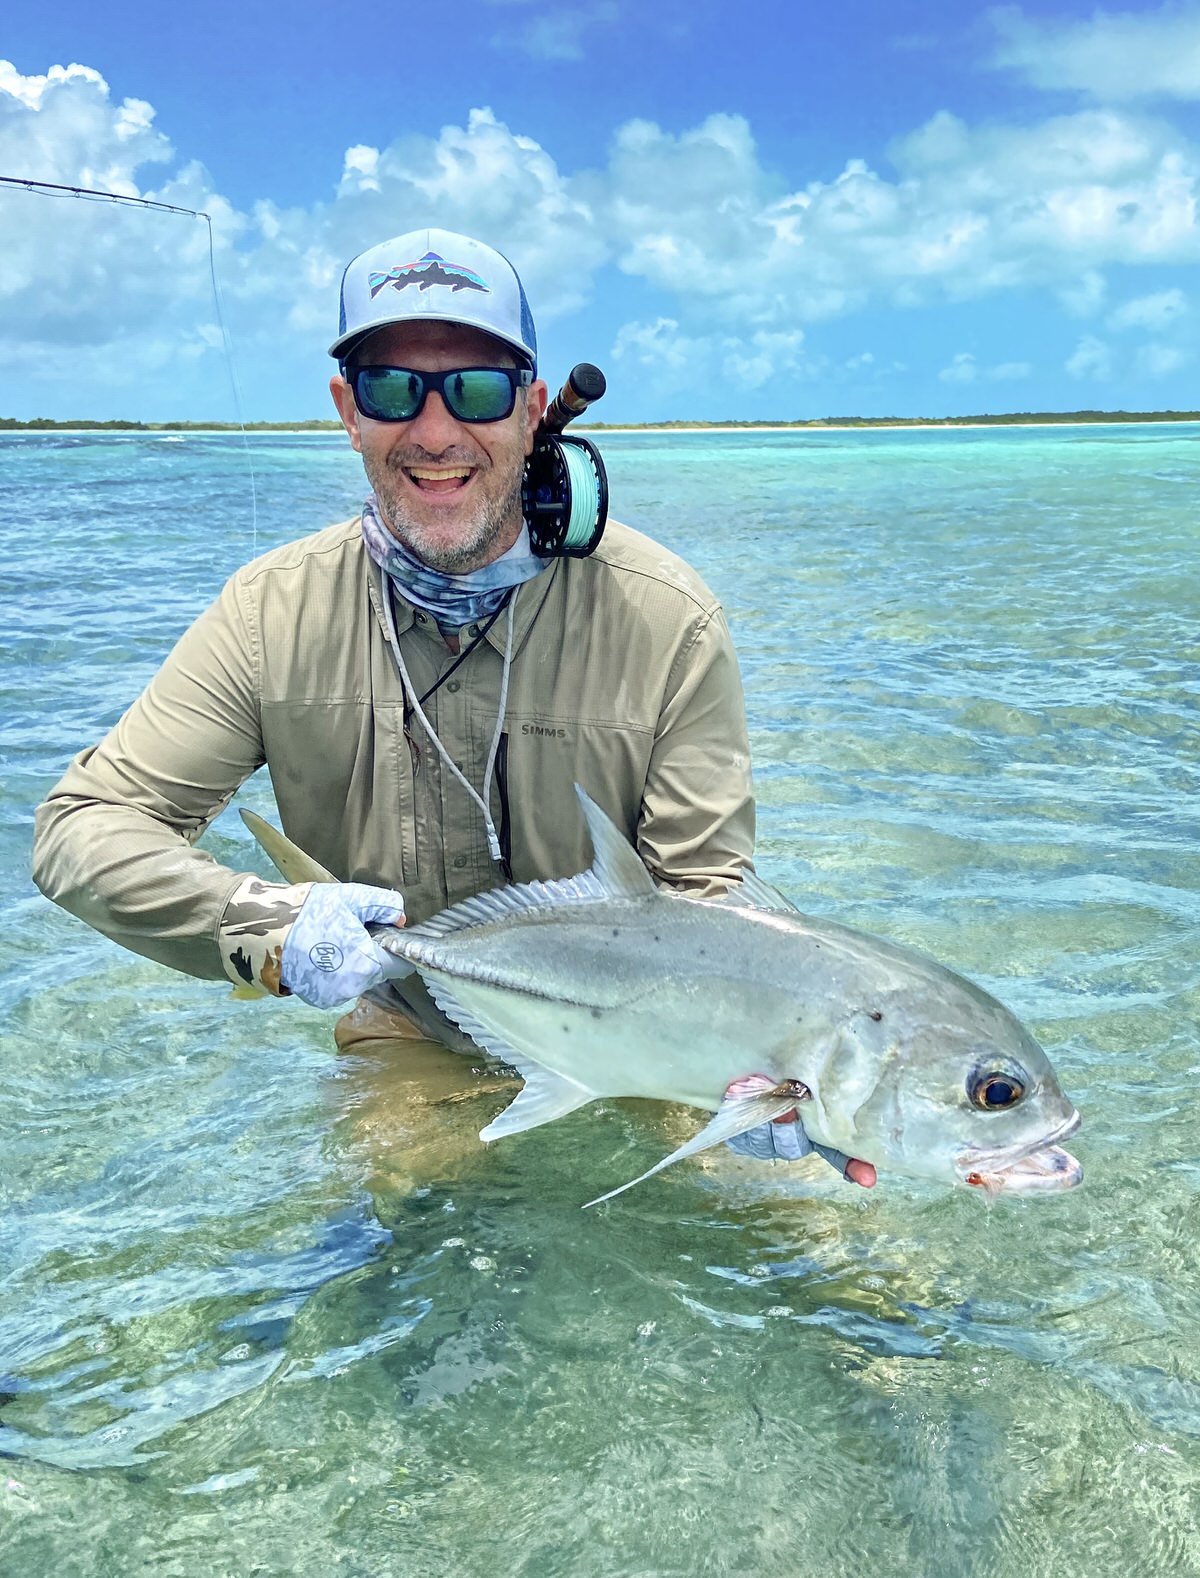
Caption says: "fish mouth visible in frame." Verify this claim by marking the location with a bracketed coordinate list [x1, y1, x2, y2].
[956, 1110, 1083, 1196]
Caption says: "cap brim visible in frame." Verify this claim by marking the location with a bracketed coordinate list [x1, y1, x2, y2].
[329, 314, 535, 369]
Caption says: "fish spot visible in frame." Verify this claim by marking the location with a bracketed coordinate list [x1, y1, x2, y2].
[612, 928, 620, 938]
[867, 1010, 883, 1022]
[561, 1023, 570, 1034]
[590, 1007, 602, 1019]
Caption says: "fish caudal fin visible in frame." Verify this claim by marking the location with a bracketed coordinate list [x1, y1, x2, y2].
[582, 1083, 809, 1209]
[240, 809, 337, 885]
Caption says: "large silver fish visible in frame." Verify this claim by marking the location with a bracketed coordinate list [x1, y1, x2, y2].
[243, 789, 1081, 1206]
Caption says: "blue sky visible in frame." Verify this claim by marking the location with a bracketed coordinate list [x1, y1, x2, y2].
[2, 0, 1199, 422]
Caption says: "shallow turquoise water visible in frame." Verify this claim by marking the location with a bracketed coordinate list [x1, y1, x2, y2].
[2, 426, 1199, 1575]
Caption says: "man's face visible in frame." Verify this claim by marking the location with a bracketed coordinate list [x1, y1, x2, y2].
[330, 321, 547, 574]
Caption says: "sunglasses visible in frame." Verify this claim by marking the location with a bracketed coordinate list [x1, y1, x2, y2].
[349, 365, 533, 424]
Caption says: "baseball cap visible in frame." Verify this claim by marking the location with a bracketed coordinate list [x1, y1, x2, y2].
[329, 228, 537, 373]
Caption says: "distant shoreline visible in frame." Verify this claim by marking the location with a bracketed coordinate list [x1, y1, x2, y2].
[2, 409, 1199, 435]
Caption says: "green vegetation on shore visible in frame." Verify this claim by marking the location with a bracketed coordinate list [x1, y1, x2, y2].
[2, 409, 1199, 433]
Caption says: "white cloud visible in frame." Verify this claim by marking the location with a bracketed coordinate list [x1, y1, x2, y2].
[1107, 287, 1186, 330]
[613, 320, 818, 392]
[939, 352, 978, 384]
[485, 0, 620, 60]
[612, 317, 703, 372]
[938, 352, 1031, 384]
[1058, 268, 1107, 317]
[1066, 335, 1114, 379]
[3, 57, 1199, 417]
[991, 4, 1200, 102]
[1136, 341, 1188, 375]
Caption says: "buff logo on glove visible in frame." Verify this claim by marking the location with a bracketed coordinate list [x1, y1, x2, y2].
[309, 942, 345, 972]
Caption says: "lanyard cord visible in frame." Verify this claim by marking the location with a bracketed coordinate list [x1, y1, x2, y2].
[380, 566, 515, 864]
[416, 596, 508, 706]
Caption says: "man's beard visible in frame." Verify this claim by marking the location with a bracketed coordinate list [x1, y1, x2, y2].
[364, 449, 525, 574]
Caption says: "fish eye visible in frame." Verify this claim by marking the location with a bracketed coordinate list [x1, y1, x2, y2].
[969, 1069, 1027, 1110]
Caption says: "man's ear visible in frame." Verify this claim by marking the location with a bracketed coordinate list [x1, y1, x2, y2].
[524, 378, 549, 455]
[330, 375, 362, 453]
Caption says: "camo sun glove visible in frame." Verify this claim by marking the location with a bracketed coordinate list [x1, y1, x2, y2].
[219, 875, 404, 1005]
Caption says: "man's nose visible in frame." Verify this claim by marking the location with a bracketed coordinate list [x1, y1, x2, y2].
[406, 389, 463, 452]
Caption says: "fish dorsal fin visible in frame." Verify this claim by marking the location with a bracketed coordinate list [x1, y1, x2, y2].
[240, 809, 337, 885]
[376, 785, 654, 957]
[421, 979, 597, 1138]
[575, 785, 657, 899]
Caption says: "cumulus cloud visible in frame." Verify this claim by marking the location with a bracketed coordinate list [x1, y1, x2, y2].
[3, 57, 1199, 415]
[939, 352, 978, 384]
[1058, 268, 1107, 317]
[484, 0, 621, 60]
[1066, 335, 1115, 380]
[1136, 341, 1188, 375]
[991, 4, 1200, 102]
[613, 319, 819, 392]
[939, 352, 1031, 384]
[1107, 287, 1186, 330]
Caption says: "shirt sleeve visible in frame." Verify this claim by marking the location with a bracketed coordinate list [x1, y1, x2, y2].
[637, 603, 756, 897]
[32, 573, 270, 981]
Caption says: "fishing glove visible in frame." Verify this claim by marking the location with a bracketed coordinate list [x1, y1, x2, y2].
[280, 882, 406, 1008]
[723, 1074, 857, 1179]
[218, 875, 404, 1005]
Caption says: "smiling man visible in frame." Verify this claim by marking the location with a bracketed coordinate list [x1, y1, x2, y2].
[32, 226, 872, 1187]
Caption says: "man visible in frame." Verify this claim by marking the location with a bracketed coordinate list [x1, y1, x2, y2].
[32, 226, 872, 1187]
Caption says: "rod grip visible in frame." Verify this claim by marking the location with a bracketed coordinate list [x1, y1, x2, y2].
[541, 362, 607, 434]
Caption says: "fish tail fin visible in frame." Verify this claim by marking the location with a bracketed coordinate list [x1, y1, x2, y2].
[582, 1083, 808, 1209]
[240, 809, 338, 885]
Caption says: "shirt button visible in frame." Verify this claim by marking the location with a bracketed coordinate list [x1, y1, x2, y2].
[446, 680, 460, 693]
[453, 855, 468, 869]
[467, 625, 479, 637]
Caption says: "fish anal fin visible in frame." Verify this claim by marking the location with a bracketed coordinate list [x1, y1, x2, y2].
[420, 978, 599, 1140]
[481, 1073, 597, 1141]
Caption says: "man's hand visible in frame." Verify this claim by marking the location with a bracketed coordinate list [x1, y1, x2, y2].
[723, 1074, 877, 1188]
[281, 882, 406, 1008]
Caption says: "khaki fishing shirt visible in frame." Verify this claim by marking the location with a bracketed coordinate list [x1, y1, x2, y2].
[33, 516, 755, 1015]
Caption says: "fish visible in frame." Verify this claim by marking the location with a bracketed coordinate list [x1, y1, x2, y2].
[242, 789, 1082, 1207]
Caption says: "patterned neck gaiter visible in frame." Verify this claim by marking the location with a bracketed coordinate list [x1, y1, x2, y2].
[360, 494, 549, 632]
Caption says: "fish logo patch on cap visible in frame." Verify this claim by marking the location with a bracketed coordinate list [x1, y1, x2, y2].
[368, 251, 490, 300]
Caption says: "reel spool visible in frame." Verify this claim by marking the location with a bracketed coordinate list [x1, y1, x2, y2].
[522, 362, 609, 559]
[522, 432, 608, 558]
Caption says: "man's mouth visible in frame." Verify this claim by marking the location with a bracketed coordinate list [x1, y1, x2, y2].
[405, 465, 474, 495]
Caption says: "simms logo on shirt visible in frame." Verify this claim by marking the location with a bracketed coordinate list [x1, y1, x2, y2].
[521, 723, 567, 739]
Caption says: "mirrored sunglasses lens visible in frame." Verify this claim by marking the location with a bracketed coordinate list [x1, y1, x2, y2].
[444, 370, 513, 422]
[359, 369, 422, 420]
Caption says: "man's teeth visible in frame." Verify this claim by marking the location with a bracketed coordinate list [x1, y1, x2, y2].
[408, 466, 471, 482]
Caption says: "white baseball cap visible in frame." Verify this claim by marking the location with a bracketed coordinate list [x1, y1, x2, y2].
[329, 227, 538, 372]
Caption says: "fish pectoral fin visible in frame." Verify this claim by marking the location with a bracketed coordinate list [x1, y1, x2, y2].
[582, 1083, 808, 1210]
